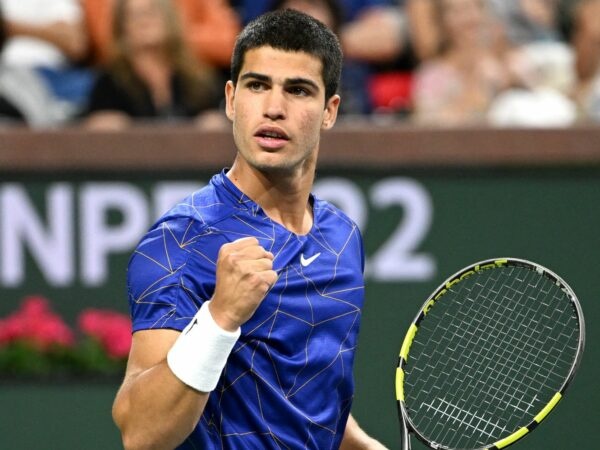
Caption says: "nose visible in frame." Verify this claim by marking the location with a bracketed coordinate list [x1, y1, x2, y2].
[263, 89, 286, 121]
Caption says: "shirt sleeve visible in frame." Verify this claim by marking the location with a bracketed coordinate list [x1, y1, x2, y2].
[126, 216, 213, 332]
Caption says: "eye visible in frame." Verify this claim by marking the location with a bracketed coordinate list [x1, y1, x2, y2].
[288, 86, 310, 97]
[247, 81, 266, 91]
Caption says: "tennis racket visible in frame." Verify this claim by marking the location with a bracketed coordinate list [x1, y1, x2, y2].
[395, 258, 585, 450]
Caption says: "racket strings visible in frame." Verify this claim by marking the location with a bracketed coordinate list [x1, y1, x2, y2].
[418, 270, 577, 446]
[442, 268, 574, 431]
[469, 271, 561, 411]
[422, 271, 531, 445]
[404, 265, 580, 449]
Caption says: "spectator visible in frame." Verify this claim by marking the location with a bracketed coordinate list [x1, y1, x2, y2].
[488, 0, 575, 93]
[406, 0, 568, 66]
[366, 0, 433, 115]
[0, 0, 94, 127]
[82, 0, 221, 130]
[82, 0, 240, 70]
[411, 0, 513, 125]
[571, 0, 600, 121]
[485, 0, 578, 126]
[402, 0, 578, 125]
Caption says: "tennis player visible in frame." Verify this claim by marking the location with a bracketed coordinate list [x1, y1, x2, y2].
[112, 9, 387, 450]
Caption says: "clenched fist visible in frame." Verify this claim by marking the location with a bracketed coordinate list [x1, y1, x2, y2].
[208, 237, 278, 332]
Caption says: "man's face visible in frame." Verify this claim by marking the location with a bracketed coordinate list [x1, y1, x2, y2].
[225, 46, 340, 175]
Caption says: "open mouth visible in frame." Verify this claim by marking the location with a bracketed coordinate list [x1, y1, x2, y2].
[255, 128, 289, 139]
[254, 127, 290, 148]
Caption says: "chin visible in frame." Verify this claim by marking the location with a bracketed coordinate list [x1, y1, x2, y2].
[253, 160, 297, 175]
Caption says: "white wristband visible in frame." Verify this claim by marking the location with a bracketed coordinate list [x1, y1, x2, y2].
[167, 301, 240, 392]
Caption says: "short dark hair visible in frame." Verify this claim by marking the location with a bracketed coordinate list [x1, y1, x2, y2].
[230, 9, 343, 102]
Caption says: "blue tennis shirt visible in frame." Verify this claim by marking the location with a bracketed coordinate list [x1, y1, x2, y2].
[127, 170, 366, 449]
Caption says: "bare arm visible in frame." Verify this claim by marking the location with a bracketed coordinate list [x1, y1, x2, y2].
[112, 329, 211, 450]
[340, 7, 405, 63]
[340, 414, 388, 450]
[113, 237, 277, 450]
[406, 0, 440, 61]
[4, 19, 88, 62]
[572, 0, 600, 83]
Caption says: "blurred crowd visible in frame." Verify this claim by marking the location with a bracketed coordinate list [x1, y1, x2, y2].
[0, 0, 598, 129]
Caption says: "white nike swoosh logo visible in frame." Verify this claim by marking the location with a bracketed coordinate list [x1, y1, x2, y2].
[300, 252, 321, 267]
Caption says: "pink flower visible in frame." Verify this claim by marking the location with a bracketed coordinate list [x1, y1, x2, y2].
[78, 309, 132, 359]
[0, 296, 75, 350]
[20, 295, 51, 318]
[0, 315, 25, 344]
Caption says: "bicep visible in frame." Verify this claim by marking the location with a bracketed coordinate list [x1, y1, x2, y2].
[123, 329, 181, 381]
[113, 328, 181, 428]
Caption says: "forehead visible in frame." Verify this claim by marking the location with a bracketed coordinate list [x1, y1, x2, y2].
[240, 46, 324, 88]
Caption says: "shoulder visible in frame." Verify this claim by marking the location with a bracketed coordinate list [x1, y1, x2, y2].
[312, 196, 363, 242]
[136, 174, 246, 253]
[127, 180, 233, 307]
[157, 177, 239, 229]
[311, 196, 366, 271]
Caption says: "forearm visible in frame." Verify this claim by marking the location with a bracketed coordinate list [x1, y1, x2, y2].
[574, 32, 600, 82]
[340, 8, 405, 63]
[406, 0, 440, 61]
[573, 0, 600, 82]
[5, 20, 88, 61]
[113, 302, 241, 449]
[340, 414, 388, 450]
[113, 361, 210, 450]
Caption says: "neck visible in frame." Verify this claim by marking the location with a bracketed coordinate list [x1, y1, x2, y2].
[226, 159, 315, 235]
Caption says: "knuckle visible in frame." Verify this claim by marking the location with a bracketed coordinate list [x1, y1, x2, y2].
[246, 273, 263, 288]
[220, 251, 237, 267]
[218, 242, 233, 257]
[239, 236, 259, 247]
[267, 270, 278, 284]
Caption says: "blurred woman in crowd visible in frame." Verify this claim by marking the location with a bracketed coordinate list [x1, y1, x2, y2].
[82, 0, 220, 130]
[82, 0, 240, 69]
[571, 0, 600, 121]
[411, 0, 513, 125]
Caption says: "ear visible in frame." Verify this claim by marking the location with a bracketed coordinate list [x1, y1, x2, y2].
[322, 94, 341, 130]
[225, 80, 236, 122]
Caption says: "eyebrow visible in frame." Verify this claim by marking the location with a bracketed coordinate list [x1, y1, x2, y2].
[239, 72, 320, 91]
[239, 72, 270, 83]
